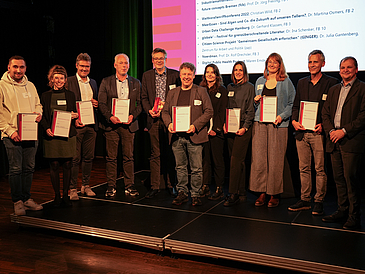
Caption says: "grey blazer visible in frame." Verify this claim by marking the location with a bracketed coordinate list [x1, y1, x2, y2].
[161, 84, 213, 144]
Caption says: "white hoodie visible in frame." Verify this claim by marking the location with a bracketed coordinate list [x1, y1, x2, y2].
[0, 71, 42, 139]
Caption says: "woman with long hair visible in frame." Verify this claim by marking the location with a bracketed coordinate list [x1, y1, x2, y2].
[249, 53, 295, 207]
[199, 64, 228, 200]
[224, 61, 255, 206]
[40, 65, 78, 206]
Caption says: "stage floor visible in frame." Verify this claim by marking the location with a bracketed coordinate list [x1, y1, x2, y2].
[11, 171, 365, 274]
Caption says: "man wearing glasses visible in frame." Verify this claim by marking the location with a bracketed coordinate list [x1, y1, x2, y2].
[141, 48, 180, 198]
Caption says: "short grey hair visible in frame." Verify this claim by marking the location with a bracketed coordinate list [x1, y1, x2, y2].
[114, 53, 129, 64]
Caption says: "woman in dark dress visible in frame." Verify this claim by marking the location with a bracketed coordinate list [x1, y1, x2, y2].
[199, 64, 228, 200]
[40, 65, 78, 206]
[224, 61, 255, 206]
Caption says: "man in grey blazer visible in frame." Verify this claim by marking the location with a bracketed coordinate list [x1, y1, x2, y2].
[322, 56, 365, 229]
[98, 53, 142, 197]
[141, 48, 180, 198]
[161, 62, 213, 206]
[68, 53, 98, 200]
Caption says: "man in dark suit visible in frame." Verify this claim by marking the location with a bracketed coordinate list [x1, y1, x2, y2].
[68, 53, 98, 200]
[161, 62, 213, 206]
[98, 53, 142, 197]
[141, 48, 180, 198]
[289, 50, 338, 215]
[322, 56, 365, 229]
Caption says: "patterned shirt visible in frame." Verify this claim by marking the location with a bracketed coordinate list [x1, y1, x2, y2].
[155, 68, 167, 101]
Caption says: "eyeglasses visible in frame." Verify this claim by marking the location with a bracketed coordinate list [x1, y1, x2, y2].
[153, 57, 165, 61]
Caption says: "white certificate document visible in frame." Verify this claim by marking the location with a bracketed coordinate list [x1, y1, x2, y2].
[112, 98, 130, 123]
[51, 110, 72, 138]
[226, 108, 241, 133]
[18, 113, 38, 141]
[172, 106, 190, 132]
[76, 101, 95, 125]
[260, 96, 277, 123]
[299, 101, 319, 131]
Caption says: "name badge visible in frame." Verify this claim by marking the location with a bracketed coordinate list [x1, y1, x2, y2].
[22, 92, 31, 99]
[194, 100, 202, 106]
[57, 100, 67, 106]
[169, 84, 176, 90]
[228, 91, 234, 97]
[215, 92, 221, 98]
[322, 94, 327, 101]
[257, 84, 264, 90]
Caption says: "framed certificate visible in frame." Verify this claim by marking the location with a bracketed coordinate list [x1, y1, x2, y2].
[225, 108, 241, 133]
[18, 113, 38, 141]
[112, 98, 130, 123]
[172, 106, 190, 132]
[51, 109, 72, 138]
[299, 101, 319, 131]
[76, 101, 95, 125]
[260, 96, 277, 123]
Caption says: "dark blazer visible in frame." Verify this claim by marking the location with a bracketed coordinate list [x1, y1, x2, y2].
[161, 84, 213, 144]
[322, 78, 365, 153]
[40, 88, 77, 138]
[98, 75, 142, 133]
[67, 75, 99, 131]
[141, 68, 180, 129]
[293, 74, 338, 140]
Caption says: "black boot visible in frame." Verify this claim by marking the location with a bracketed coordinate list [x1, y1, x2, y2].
[208, 187, 223, 200]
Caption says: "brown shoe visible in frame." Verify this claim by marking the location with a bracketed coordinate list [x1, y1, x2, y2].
[268, 196, 279, 208]
[255, 193, 266, 207]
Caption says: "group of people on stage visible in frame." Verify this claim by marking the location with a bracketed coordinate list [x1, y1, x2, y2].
[1, 47, 364, 230]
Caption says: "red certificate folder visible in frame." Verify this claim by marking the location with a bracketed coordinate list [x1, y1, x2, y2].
[172, 106, 190, 132]
[51, 110, 72, 138]
[112, 98, 130, 123]
[17, 113, 38, 141]
[225, 108, 241, 133]
[299, 101, 319, 130]
[259, 96, 277, 123]
[76, 101, 95, 125]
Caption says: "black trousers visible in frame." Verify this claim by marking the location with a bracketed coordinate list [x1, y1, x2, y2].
[226, 127, 252, 195]
[203, 132, 225, 187]
[331, 143, 363, 218]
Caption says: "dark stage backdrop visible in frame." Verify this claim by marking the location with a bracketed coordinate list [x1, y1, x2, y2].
[0, 0, 153, 176]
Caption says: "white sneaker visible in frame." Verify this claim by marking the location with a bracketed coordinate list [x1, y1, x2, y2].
[81, 185, 96, 197]
[69, 189, 79, 200]
[14, 200, 26, 215]
[24, 198, 43, 211]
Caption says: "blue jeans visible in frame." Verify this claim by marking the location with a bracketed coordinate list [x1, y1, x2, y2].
[3, 137, 38, 202]
[171, 136, 203, 197]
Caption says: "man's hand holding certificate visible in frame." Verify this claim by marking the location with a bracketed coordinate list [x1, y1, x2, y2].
[298, 101, 319, 131]
[17, 113, 38, 141]
[170, 106, 191, 132]
[112, 98, 130, 123]
[76, 100, 95, 126]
